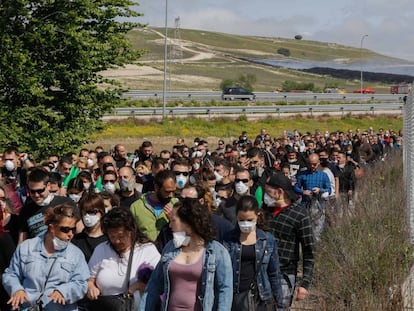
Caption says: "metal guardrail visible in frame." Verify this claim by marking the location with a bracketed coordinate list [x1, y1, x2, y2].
[112, 103, 403, 117]
[122, 90, 407, 103]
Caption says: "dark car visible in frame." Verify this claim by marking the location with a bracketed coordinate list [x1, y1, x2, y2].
[221, 87, 256, 101]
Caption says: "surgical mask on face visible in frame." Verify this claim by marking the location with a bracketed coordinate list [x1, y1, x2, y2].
[192, 151, 202, 158]
[120, 179, 134, 192]
[156, 192, 171, 205]
[288, 159, 296, 164]
[0, 200, 6, 211]
[214, 171, 223, 183]
[37, 194, 53, 207]
[172, 231, 191, 248]
[83, 182, 91, 191]
[238, 221, 256, 233]
[176, 174, 188, 189]
[263, 193, 276, 207]
[5, 160, 14, 172]
[53, 236, 69, 251]
[235, 181, 249, 195]
[104, 182, 116, 193]
[192, 163, 200, 171]
[68, 193, 81, 203]
[338, 164, 345, 169]
[83, 214, 100, 228]
[87, 158, 94, 168]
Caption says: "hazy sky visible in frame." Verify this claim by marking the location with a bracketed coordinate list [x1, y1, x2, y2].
[134, 0, 414, 62]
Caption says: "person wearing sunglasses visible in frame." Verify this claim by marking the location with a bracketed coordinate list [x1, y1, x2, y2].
[72, 193, 108, 263]
[3, 203, 89, 311]
[18, 167, 76, 244]
[170, 158, 191, 194]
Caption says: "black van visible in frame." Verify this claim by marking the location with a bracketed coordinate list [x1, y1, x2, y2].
[221, 87, 256, 101]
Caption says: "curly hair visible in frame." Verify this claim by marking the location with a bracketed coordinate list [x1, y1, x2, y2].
[175, 198, 216, 242]
[102, 208, 150, 245]
[236, 195, 268, 230]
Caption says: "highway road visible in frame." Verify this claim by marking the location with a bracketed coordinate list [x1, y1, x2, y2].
[122, 90, 407, 103]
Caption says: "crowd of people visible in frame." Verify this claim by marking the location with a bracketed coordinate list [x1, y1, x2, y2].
[0, 125, 403, 310]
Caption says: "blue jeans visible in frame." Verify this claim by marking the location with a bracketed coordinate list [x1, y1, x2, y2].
[277, 273, 296, 310]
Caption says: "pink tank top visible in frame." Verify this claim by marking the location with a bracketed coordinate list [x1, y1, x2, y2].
[167, 253, 204, 311]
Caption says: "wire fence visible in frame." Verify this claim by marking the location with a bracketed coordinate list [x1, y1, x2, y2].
[404, 88, 414, 244]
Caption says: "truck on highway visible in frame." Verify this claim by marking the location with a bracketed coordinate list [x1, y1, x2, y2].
[390, 84, 412, 94]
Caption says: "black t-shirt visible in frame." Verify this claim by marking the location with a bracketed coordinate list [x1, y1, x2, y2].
[0, 232, 15, 311]
[72, 231, 108, 262]
[239, 244, 256, 292]
[4, 213, 20, 245]
[119, 190, 141, 210]
[18, 195, 76, 238]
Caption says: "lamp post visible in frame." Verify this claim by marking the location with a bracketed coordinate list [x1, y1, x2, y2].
[162, 0, 168, 119]
[360, 34, 368, 94]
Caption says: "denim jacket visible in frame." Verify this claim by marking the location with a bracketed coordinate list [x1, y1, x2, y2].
[222, 228, 283, 308]
[140, 240, 233, 311]
[2, 235, 89, 311]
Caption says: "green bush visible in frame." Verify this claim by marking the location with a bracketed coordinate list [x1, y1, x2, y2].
[277, 47, 291, 57]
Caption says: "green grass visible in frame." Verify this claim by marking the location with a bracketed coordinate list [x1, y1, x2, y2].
[86, 114, 402, 152]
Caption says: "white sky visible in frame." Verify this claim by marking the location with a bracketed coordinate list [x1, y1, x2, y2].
[134, 0, 414, 62]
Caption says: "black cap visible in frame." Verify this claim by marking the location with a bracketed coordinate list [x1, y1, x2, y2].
[266, 173, 296, 201]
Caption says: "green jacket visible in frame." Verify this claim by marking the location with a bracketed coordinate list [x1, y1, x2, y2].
[130, 192, 178, 242]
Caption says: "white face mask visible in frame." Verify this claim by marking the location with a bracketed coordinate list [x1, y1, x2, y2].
[288, 159, 296, 164]
[68, 193, 81, 203]
[83, 214, 100, 228]
[0, 200, 6, 211]
[83, 182, 91, 191]
[192, 163, 200, 171]
[87, 158, 95, 168]
[214, 171, 223, 183]
[5, 160, 15, 172]
[37, 194, 53, 207]
[176, 174, 188, 189]
[172, 231, 191, 248]
[53, 236, 69, 251]
[104, 182, 116, 193]
[235, 181, 249, 195]
[238, 221, 257, 233]
[263, 193, 276, 207]
[338, 163, 345, 169]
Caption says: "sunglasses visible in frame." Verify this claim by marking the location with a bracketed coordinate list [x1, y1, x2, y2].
[59, 226, 77, 234]
[86, 209, 101, 215]
[235, 178, 249, 183]
[103, 179, 116, 184]
[173, 171, 189, 177]
[29, 188, 46, 195]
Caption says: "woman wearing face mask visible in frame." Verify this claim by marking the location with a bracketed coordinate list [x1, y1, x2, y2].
[78, 170, 94, 193]
[87, 208, 160, 311]
[141, 198, 233, 311]
[72, 193, 107, 262]
[0, 185, 19, 245]
[3, 204, 89, 311]
[223, 195, 283, 311]
[67, 177, 84, 205]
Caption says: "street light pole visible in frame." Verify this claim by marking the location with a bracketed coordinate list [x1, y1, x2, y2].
[360, 34, 368, 94]
[162, 0, 168, 119]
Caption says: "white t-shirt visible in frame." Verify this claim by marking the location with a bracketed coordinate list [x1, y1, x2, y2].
[89, 241, 160, 308]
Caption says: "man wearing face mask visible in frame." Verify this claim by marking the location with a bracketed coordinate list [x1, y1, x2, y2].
[213, 158, 232, 185]
[280, 147, 307, 183]
[117, 166, 141, 209]
[170, 158, 191, 196]
[130, 170, 178, 241]
[18, 168, 76, 244]
[263, 174, 314, 309]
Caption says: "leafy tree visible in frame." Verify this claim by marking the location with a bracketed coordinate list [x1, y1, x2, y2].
[0, 0, 144, 158]
[282, 80, 315, 92]
[220, 79, 235, 91]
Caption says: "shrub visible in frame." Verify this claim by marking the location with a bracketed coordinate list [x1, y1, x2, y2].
[277, 47, 291, 57]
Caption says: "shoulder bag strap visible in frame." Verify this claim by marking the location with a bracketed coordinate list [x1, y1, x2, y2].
[36, 257, 58, 305]
[123, 243, 135, 296]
